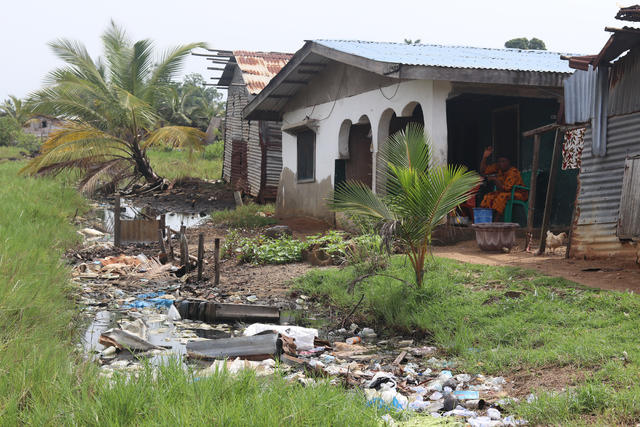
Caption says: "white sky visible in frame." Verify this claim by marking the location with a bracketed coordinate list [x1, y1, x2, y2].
[0, 0, 625, 100]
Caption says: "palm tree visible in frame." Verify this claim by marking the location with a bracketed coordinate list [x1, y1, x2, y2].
[21, 22, 207, 193]
[329, 123, 481, 287]
[0, 95, 35, 127]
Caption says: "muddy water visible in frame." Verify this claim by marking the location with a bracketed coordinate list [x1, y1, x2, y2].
[100, 200, 209, 233]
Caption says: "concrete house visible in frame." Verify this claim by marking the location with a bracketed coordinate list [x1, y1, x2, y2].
[217, 51, 292, 201]
[244, 40, 575, 222]
[564, 8, 640, 260]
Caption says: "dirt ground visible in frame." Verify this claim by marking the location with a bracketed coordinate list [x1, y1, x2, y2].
[433, 238, 640, 292]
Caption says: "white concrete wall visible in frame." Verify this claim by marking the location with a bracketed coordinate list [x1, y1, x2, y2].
[280, 79, 451, 215]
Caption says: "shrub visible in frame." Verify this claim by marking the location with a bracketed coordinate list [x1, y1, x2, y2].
[211, 203, 276, 228]
[203, 141, 224, 160]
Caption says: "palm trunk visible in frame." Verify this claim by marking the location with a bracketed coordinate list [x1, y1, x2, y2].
[131, 142, 161, 184]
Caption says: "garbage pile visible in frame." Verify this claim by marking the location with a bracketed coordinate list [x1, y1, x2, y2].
[73, 232, 526, 425]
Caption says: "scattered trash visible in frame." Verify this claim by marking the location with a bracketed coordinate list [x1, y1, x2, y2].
[187, 333, 280, 361]
[200, 357, 276, 376]
[167, 304, 181, 321]
[244, 323, 318, 351]
[99, 328, 162, 352]
[453, 390, 480, 400]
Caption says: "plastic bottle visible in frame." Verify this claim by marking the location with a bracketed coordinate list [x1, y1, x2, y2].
[346, 336, 361, 345]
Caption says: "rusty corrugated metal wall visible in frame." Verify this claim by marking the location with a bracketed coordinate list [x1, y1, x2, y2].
[570, 112, 640, 259]
[260, 121, 283, 200]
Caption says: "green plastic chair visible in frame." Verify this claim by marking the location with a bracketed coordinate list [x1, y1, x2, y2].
[504, 170, 535, 223]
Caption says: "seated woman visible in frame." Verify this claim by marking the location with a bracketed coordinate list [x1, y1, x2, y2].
[479, 146, 527, 218]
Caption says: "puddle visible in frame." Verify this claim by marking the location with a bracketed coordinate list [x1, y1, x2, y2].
[100, 200, 209, 233]
[83, 310, 113, 353]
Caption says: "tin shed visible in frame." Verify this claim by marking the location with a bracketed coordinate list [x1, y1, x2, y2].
[564, 23, 640, 260]
[216, 51, 292, 200]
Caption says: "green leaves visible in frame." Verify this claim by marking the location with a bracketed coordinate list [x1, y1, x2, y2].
[329, 123, 481, 286]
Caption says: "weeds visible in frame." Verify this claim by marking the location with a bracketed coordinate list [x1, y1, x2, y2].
[211, 203, 276, 228]
[147, 147, 222, 180]
[0, 161, 381, 425]
[293, 256, 640, 424]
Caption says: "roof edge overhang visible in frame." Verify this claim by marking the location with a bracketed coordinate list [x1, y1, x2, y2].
[244, 41, 572, 121]
[565, 27, 640, 71]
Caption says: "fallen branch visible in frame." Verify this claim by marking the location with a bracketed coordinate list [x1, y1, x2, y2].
[341, 293, 365, 329]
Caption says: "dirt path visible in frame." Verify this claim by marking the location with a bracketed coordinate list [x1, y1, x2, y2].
[433, 239, 640, 292]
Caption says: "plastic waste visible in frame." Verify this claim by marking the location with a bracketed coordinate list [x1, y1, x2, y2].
[487, 407, 501, 420]
[346, 336, 362, 345]
[453, 390, 480, 400]
[243, 323, 318, 351]
[167, 304, 181, 321]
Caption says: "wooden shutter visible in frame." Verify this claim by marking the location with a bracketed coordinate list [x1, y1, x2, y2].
[618, 156, 640, 240]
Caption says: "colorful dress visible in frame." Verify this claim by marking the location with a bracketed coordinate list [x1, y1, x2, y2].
[480, 165, 527, 215]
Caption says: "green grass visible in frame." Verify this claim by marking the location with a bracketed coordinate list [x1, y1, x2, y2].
[211, 203, 277, 228]
[148, 142, 223, 181]
[294, 256, 640, 425]
[0, 160, 380, 425]
[0, 146, 28, 159]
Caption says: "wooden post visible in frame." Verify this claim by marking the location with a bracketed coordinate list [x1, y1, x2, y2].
[197, 233, 204, 281]
[214, 238, 220, 286]
[158, 228, 166, 254]
[525, 134, 541, 250]
[181, 233, 189, 273]
[114, 195, 121, 247]
[538, 129, 562, 254]
[167, 226, 173, 261]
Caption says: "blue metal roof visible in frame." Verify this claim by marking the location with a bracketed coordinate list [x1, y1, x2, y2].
[313, 40, 574, 74]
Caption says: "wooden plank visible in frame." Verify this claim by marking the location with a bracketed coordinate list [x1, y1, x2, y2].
[538, 129, 562, 254]
[526, 134, 541, 250]
[618, 157, 640, 239]
[113, 196, 121, 247]
[120, 219, 160, 243]
[393, 351, 407, 365]
[522, 123, 559, 138]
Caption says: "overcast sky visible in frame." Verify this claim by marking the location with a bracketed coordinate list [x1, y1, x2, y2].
[0, 0, 624, 100]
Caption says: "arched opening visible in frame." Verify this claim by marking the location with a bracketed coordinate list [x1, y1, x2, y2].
[344, 116, 373, 188]
[338, 119, 352, 159]
[390, 103, 424, 135]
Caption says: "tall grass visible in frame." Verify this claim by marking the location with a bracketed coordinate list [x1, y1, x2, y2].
[148, 142, 223, 181]
[0, 161, 380, 425]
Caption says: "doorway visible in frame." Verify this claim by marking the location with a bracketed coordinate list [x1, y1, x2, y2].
[492, 105, 519, 166]
[346, 124, 372, 188]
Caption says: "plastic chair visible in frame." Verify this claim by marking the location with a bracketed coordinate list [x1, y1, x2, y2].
[504, 170, 535, 223]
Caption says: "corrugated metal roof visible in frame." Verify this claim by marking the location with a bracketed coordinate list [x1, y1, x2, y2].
[313, 40, 575, 74]
[233, 51, 292, 95]
[563, 68, 596, 124]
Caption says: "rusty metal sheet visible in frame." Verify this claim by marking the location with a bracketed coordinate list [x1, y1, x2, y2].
[176, 301, 280, 323]
[570, 112, 640, 259]
[120, 219, 161, 244]
[233, 51, 292, 95]
[186, 333, 280, 361]
[617, 156, 640, 239]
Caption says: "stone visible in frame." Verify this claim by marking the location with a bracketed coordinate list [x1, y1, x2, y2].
[263, 225, 292, 239]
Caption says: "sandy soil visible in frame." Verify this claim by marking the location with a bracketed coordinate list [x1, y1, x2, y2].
[433, 238, 640, 292]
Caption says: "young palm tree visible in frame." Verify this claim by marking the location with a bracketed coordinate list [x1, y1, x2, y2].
[329, 123, 481, 287]
[21, 22, 207, 193]
[0, 95, 35, 127]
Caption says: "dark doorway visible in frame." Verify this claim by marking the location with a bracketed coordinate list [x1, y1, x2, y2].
[346, 124, 372, 187]
[492, 105, 519, 166]
[389, 104, 424, 136]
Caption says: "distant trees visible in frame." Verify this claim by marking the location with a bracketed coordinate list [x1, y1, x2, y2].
[155, 73, 225, 132]
[0, 95, 35, 127]
[504, 37, 547, 50]
[404, 39, 422, 45]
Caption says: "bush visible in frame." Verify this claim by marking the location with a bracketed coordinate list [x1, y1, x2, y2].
[203, 141, 224, 160]
[0, 116, 40, 152]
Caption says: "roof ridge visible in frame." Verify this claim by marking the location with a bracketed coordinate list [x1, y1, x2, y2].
[312, 39, 571, 56]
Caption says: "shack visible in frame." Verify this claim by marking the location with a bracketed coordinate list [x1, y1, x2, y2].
[207, 50, 292, 201]
[563, 7, 640, 260]
[243, 40, 576, 223]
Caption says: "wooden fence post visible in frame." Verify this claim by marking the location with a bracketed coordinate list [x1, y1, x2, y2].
[197, 233, 204, 281]
[114, 195, 121, 247]
[214, 238, 220, 286]
[538, 129, 562, 254]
